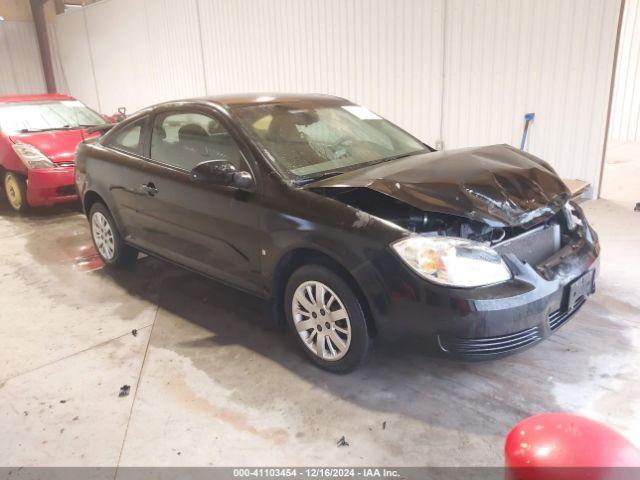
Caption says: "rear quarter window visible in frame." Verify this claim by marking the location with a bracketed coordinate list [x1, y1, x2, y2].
[104, 118, 146, 155]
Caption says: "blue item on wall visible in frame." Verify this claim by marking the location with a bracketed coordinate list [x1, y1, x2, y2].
[520, 113, 535, 151]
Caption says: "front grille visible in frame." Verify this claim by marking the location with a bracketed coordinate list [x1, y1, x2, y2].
[549, 295, 586, 330]
[438, 325, 542, 356]
[495, 223, 561, 266]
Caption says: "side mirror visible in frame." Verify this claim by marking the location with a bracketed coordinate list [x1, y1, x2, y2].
[190, 160, 253, 189]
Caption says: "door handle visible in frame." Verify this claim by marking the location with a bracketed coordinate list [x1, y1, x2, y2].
[140, 182, 159, 196]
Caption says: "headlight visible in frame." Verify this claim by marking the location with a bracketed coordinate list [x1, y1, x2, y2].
[391, 236, 512, 287]
[12, 143, 56, 169]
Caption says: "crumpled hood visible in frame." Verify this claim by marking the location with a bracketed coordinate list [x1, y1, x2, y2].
[9, 129, 90, 164]
[305, 144, 571, 228]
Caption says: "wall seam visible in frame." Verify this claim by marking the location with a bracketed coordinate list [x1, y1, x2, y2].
[194, 0, 209, 96]
[598, 0, 627, 197]
[439, 0, 447, 149]
[51, 23, 70, 93]
[82, 8, 102, 112]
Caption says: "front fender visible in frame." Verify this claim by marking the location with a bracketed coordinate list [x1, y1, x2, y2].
[261, 194, 407, 329]
[0, 141, 27, 174]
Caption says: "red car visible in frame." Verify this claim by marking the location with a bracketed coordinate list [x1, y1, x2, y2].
[0, 94, 107, 211]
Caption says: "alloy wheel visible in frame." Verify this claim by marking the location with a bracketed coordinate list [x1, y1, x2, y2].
[91, 211, 115, 260]
[291, 280, 352, 361]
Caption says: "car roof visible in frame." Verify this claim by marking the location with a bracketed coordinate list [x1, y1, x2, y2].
[153, 93, 352, 110]
[110, 93, 357, 126]
[0, 93, 76, 104]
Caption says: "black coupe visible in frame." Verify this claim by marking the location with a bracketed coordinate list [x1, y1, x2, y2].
[76, 94, 599, 373]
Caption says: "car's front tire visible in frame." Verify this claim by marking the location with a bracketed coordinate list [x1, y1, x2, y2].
[3, 172, 28, 212]
[284, 264, 371, 373]
[89, 202, 137, 267]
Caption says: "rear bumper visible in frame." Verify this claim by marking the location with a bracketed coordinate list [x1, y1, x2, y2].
[362, 213, 600, 359]
[27, 166, 78, 207]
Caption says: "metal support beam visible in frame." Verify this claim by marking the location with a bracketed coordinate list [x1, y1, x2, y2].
[29, 0, 56, 93]
[598, 0, 626, 198]
[53, 0, 65, 14]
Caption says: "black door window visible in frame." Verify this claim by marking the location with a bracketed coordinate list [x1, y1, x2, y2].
[150, 112, 244, 171]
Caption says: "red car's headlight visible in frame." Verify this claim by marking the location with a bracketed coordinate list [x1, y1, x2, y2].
[12, 143, 56, 169]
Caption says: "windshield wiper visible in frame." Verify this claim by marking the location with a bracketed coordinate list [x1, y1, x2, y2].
[374, 149, 429, 165]
[295, 149, 429, 185]
[298, 170, 345, 185]
[19, 125, 73, 133]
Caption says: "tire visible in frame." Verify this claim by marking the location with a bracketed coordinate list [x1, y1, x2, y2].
[3, 172, 28, 212]
[284, 264, 371, 373]
[89, 202, 138, 267]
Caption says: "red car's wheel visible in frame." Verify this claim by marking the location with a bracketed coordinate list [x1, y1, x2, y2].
[3, 172, 28, 212]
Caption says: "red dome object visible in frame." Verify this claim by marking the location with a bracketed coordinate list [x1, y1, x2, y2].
[505, 413, 640, 479]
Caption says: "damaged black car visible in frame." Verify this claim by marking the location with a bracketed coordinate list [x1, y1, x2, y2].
[75, 94, 600, 373]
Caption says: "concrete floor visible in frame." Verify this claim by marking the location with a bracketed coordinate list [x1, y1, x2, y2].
[1, 144, 639, 468]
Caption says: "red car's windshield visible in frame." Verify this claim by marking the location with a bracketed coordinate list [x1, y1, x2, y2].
[0, 100, 104, 135]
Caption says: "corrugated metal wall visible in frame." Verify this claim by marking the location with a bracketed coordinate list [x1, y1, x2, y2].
[610, 0, 640, 142]
[51, 0, 444, 145]
[53, 10, 100, 109]
[198, 0, 445, 145]
[443, 0, 621, 193]
[0, 21, 46, 95]
[47, 22, 69, 95]
[51, 0, 622, 196]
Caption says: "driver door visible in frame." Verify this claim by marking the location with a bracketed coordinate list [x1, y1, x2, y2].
[131, 109, 263, 294]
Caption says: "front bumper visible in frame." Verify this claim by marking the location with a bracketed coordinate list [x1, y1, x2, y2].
[362, 214, 600, 359]
[27, 166, 78, 207]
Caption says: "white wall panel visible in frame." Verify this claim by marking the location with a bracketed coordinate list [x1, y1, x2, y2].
[47, 23, 69, 94]
[443, 0, 621, 195]
[0, 21, 46, 95]
[610, 0, 640, 142]
[83, 0, 152, 114]
[142, 0, 207, 106]
[198, 0, 444, 145]
[53, 0, 621, 195]
[55, 0, 443, 144]
[54, 10, 100, 109]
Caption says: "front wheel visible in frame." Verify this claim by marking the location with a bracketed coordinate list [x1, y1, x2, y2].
[284, 264, 371, 373]
[3, 172, 28, 212]
[89, 202, 138, 267]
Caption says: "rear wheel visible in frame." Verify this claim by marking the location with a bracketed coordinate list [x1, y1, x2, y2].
[284, 264, 371, 373]
[3, 172, 28, 212]
[89, 202, 137, 267]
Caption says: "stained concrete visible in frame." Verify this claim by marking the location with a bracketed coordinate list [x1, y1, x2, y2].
[1, 145, 639, 468]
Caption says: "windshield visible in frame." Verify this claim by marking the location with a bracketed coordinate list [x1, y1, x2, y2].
[232, 103, 428, 182]
[0, 100, 104, 135]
